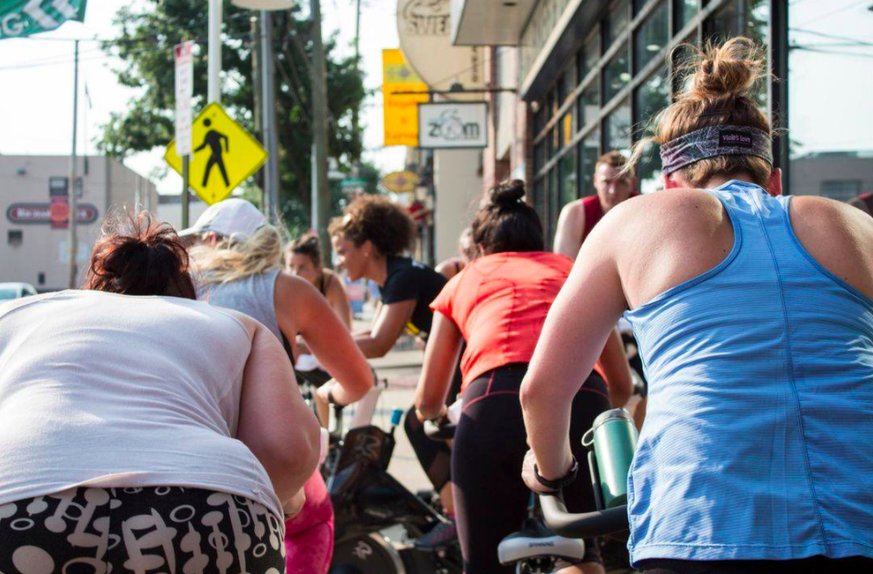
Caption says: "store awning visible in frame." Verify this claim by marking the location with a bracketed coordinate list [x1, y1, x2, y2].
[451, 0, 537, 46]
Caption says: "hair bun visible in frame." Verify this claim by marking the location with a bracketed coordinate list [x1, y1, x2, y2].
[490, 180, 526, 207]
[689, 37, 764, 101]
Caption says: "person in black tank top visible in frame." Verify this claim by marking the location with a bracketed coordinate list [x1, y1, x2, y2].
[330, 195, 459, 544]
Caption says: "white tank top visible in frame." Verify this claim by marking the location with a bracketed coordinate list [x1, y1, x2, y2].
[0, 290, 282, 518]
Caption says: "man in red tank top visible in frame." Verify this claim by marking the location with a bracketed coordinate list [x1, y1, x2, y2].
[553, 151, 637, 258]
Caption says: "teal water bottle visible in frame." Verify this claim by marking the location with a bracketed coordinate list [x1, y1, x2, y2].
[582, 408, 638, 508]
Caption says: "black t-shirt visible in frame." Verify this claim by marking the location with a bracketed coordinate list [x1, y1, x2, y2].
[379, 256, 447, 339]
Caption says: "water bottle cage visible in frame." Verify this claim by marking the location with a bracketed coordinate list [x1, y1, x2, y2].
[534, 456, 579, 491]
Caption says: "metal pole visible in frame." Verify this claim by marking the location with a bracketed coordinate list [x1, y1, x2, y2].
[251, 15, 265, 210]
[311, 141, 318, 230]
[181, 157, 190, 228]
[208, 0, 222, 104]
[310, 0, 331, 251]
[68, 40, 79, 289]
[351, 0, 361, 160]
[261, 10, 280, 223]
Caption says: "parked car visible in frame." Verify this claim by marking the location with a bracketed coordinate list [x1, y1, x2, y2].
[0, 282, 38, 301]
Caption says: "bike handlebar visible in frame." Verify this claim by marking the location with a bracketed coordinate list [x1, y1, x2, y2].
[423, 417, 456, 441]
[538, 492, 628, 539]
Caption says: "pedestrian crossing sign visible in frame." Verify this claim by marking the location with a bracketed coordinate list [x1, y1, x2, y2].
[164, 103, 268, 205]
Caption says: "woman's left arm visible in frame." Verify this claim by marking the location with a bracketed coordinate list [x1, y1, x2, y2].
[415, 312, 463, 420]
[520, 213, 628, 490]
[325, 271, 354, 330]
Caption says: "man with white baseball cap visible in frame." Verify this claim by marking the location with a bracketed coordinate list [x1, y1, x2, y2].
[179, 198, 266, 243]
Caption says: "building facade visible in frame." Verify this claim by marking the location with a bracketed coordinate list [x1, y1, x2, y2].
[0, 155, 157, 291]
[451, 0, 873, 239]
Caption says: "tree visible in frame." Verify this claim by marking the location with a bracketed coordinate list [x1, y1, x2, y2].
[98, 0, 373, 231]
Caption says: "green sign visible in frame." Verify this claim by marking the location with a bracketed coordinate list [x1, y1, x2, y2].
[341, 178, 367, 190]
[0, 0, 87, 40]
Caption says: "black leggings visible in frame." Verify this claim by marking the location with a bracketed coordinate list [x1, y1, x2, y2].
[404, 355, 463, 491]
[638, 556, 873, 573]
[452, 364, 611, 573]
[0, 486, 286, 572]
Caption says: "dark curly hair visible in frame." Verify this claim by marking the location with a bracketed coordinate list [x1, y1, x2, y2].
[328, 195, 414, 257]
[471, 180, 544, 254]
[288, 233, 322, 267]
[85, 212, 196, 299]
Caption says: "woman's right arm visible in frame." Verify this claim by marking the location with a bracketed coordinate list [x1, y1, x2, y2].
[235, 317, 321, 508]
[276, 272, 373, 404]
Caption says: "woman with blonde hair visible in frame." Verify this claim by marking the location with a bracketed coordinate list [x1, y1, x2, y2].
[185, 198, 374, 574]
[521, 38, 873, 572]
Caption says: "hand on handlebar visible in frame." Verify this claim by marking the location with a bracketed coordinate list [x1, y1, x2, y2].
[522, 450, 557, 494]
[415, 402, 447, 423]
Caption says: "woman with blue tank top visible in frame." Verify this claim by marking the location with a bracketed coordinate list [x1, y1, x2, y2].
[184, 198, 374, 574]
[520, 38, 873, 573]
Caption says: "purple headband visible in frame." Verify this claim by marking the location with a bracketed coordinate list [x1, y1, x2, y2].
[659, 125, 773, 176]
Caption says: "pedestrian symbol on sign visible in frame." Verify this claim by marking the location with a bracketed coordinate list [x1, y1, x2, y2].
[163, 103, 268, 205]
[195, 119, 230, 188]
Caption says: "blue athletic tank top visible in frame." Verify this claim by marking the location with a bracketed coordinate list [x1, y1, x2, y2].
[623, 180, 873, 564]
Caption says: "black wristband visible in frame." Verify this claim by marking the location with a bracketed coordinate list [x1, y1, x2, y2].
[534, 457, 579, 491]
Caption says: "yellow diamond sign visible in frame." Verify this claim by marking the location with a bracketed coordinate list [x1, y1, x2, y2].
[164, 103, 268, 205]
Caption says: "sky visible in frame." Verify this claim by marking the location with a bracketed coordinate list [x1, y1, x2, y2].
[0, 1, 871, 194]
[0, 0, 404, 193]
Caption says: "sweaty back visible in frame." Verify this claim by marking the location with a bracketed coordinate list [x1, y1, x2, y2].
[623, 180, 873, 564]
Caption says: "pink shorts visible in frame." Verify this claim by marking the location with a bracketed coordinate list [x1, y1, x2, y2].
[284, 472, 334, 574]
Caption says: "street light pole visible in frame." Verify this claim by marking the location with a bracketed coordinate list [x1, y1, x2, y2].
[67, 39, 79, 289]
[208, 0, 222, 104]
[260, 10, 280, 223]
[310, 0, 331, 251]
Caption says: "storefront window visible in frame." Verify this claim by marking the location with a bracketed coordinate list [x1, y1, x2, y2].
[634, 1, 669, 73]
[534, 141, 546, 174]
[605, 98, 632, 153]
[560, 149, 578, 206]
[788, 0, 873, 199]
[534, 178, 548, 228]
[578, 28, 601, 85]
[675, 0, 699, 32]
[578, 129, 601, 195]
[577, 81, 600, 131]
[604, 45, 631, 102]
[606, 0, 630, 48]
[562, 112, 574, 147]
[634, 69, 668, 190]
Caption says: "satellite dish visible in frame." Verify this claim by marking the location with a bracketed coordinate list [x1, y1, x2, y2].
[231, 0, 295, 9]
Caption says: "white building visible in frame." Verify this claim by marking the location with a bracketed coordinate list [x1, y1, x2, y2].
[0, 155, 157, 291]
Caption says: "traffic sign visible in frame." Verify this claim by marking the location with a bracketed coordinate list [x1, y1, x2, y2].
[164, 103, 268, 205]
[381, 170, 419, 194]
[174, 41, 195, 156]
[0, 0, 86, 40]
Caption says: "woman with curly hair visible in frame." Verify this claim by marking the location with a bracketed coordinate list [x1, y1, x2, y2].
[0, 213, 320, 571]
[329, 194, 458, 545]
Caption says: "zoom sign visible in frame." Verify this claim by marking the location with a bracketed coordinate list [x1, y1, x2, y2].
[418, 102, 487, 149]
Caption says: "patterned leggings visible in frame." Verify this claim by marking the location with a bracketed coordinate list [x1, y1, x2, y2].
[0, 486, 286, 573]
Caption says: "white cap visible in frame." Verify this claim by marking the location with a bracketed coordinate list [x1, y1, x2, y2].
[179, 198, 266, 241]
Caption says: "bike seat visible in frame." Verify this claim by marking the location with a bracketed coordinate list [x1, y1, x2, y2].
[497, 528, 586, 565]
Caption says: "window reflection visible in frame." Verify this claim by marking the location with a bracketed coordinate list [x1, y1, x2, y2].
[578, 130, 601, 196]
[606, 0, 630, 48]
[634, 70, 669, 194]
[560, 149, 578, 206]
[578, 28, 601, 85]
[604, 45, 631, 102]
[675, 0, 699, 31]
[634, 1, 669, 73]
[577, 82, 600, 131]
[606, 98, 632, 154]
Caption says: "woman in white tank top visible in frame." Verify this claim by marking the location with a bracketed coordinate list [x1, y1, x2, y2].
[0, 214, 321, 572]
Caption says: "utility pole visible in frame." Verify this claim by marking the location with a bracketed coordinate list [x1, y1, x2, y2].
[208, 0, 222, 104]
[67, 40, 79, 289]
[310, 0, 331, 251]
[351, 0, 361, 172]
[251, 15, 265, 208]
[260, 10, 280, 223]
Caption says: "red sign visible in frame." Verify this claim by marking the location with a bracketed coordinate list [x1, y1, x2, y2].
[7, 203, 99, 225]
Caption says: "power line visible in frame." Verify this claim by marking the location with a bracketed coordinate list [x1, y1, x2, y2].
[791, 27, 873, 47]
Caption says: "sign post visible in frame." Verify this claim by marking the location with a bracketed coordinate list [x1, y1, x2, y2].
[174, 40, 194, 227]
[164, 102, 268, 205]
[418, 102, 488, 149]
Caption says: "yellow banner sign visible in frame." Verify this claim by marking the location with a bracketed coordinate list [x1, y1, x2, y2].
[165, 103, 268, 205]
[381, 170, 420, 193]
[383, 49, 429, 147]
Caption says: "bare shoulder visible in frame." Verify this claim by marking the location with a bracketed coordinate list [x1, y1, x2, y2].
[598, 188, 724, 241]
[789, 195, 873, 296]
[557, 198, 587, 221]
[275, 270, 317, 297]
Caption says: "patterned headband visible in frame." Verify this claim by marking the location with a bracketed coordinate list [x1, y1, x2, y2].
[659, 125, 773, 176]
